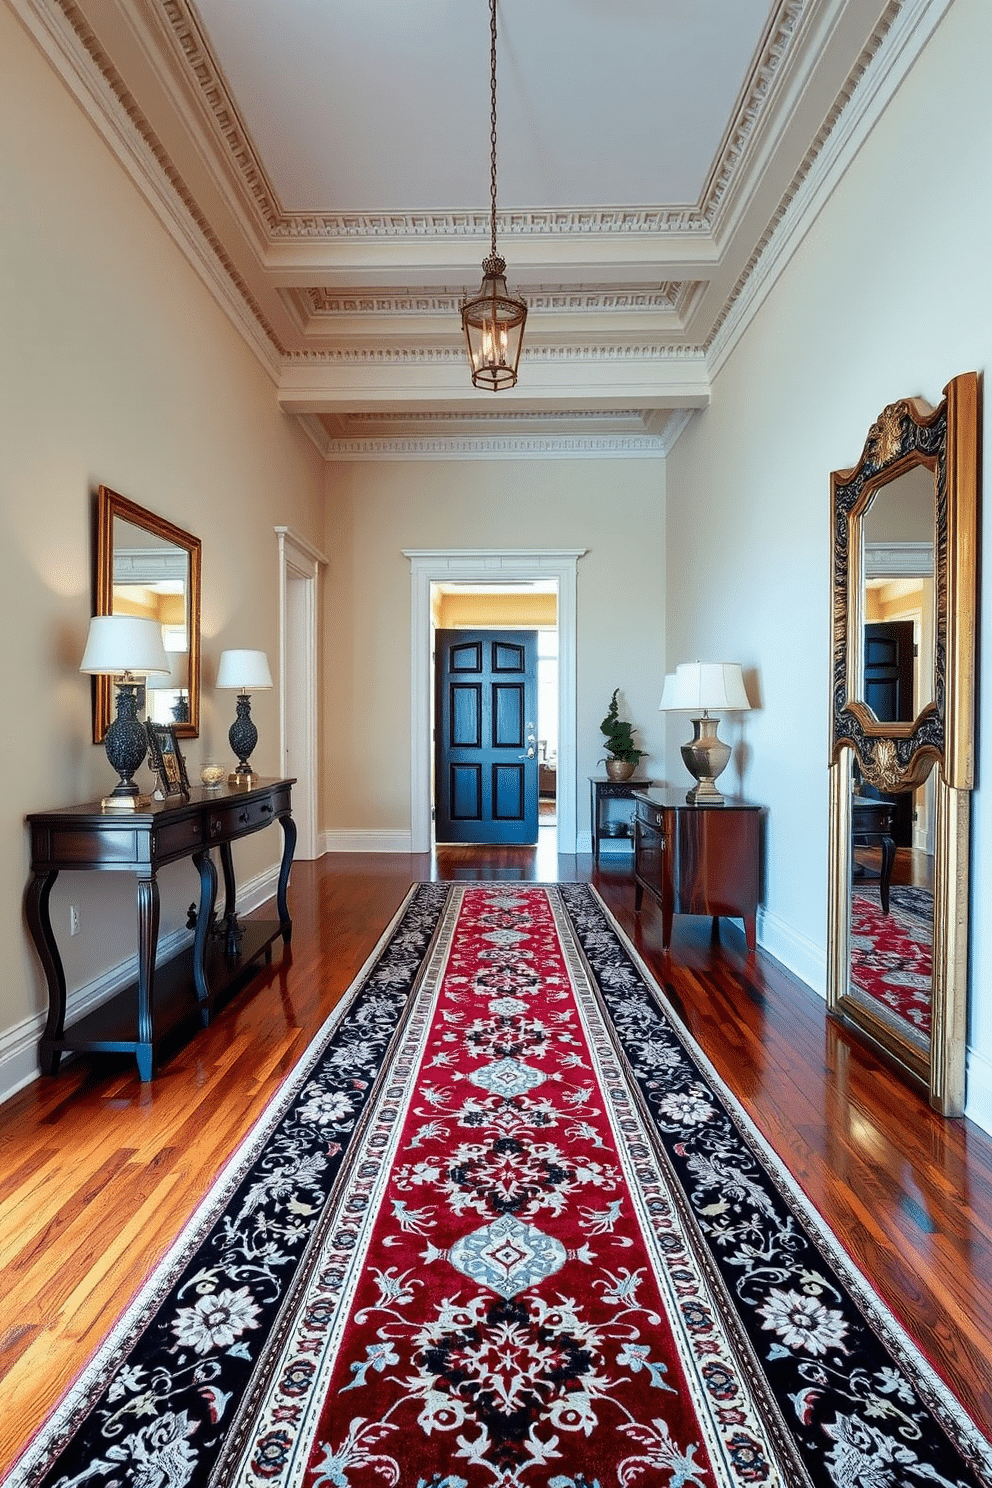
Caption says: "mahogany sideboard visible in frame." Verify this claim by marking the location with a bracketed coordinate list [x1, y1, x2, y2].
[632, 788, 763, 951]
[25, 778, 296, 1081]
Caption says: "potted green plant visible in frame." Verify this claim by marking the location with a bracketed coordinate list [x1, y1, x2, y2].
[599, 688, 645, 780]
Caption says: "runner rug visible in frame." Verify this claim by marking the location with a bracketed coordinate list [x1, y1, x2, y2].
[850, 887, 933, 1036]
[10, 884, 990, 1488]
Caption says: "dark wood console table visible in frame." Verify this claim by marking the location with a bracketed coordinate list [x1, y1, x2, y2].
[26, 778, 296, 1081]
[633, 788, 763, 951]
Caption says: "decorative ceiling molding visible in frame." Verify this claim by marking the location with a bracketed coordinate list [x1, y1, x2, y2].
[15, 0, 288, 365]
[321, 435, 670, 462]
[282, 344, 709, 365]
[705, 0, 944, 373]
[156, 0, 807, 245]
[13, 0, 941, 459]
[298, 285, 695, 317]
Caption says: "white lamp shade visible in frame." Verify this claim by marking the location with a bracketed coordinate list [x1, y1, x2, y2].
[659, 662, 751, 712]
[216, 649, 273, 691]
[79, 615, 170, 676]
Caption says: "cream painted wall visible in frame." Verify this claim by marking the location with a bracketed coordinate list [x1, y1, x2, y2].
[321, 458, 666, 837]
[0, 6, 324, 1094]
[664, 0, 992, 1128]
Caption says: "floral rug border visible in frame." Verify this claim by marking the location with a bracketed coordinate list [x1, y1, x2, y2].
[8, 882, 990, 1488]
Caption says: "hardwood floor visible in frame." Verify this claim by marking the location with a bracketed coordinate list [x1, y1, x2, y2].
[1, 839, 990, 1473]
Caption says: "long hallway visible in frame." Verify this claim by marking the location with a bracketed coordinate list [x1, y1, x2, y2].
[1, 846, 990, 1472]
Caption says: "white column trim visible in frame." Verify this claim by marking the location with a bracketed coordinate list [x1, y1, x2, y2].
[275, 527, 328, 861]
[404, 549, 586, 854]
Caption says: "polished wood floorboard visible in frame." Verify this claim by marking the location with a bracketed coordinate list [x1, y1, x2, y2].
[1, 839, 990, 1473]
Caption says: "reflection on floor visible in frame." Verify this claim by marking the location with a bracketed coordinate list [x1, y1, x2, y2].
[855, 845, 933, 891]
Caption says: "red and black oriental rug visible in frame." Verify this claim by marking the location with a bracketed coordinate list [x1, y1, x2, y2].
[850, 886, 933, 1035]
[9, 884, 990, 1488]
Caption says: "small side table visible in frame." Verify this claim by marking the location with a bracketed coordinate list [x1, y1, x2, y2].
[590, 776, 654, 861]
[851, 796, 896, 914]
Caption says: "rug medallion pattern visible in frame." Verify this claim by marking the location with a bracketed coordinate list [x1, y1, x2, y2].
[10, 885, 990, 1488]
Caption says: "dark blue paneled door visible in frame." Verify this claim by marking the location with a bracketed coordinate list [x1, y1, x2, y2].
[864, 619, 915, 847]
[435, 629, 539, 843]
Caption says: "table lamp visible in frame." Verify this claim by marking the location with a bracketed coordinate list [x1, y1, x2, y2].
[80, 615, 170, 809]
[216, 649, 273, 784]
[659, 662, 751, 805]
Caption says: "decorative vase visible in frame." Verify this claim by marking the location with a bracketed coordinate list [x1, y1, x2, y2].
[605, 758, 636, 782]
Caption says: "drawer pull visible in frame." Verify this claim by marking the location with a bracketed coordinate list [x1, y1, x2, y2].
[260, 802, 273, 815]
[238, 809, 250, 825]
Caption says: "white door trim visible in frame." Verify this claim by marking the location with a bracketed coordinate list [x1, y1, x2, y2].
[275, 526, 328, 860]
[403, 549, 586, 853]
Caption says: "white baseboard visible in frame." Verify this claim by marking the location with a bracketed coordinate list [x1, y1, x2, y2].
[756, 908, 827, 1000]
[1, 864, 281, 1107]
[319, 829, 414, 854]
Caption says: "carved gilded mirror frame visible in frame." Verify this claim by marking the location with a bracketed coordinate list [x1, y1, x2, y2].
[827, 373, 978, 1116]
[93, 486, 202, 743]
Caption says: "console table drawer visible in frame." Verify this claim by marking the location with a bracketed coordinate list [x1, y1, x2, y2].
[208, 795, 279, 841]
[635, 798, 666, 832]
[152, 815, 205, 861]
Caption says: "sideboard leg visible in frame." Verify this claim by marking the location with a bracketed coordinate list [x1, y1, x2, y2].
[136, 874, 159, 1081]
[26, 870, 65, 1075]
[192, 849, 218, 1020]
[277, 812, 297, 942]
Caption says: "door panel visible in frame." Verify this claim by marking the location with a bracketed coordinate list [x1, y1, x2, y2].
[451, 684, 482, 747]
[450, 764, 482, 820]
[435, 629, 538, 843]
[493, 684, 525, 748]
[493, 763, 525, 820]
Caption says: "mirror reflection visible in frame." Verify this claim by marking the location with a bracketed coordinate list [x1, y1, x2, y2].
[860, 463, 936, 723]
[112, 516, 192, 726]
[848, 752, 934, 1059]
[93, 486, 201, 742]
[855, 461, 937, 877]
[828, 372, 978, 1117]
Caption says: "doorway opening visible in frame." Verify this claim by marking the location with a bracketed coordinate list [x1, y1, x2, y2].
[404, 549, 584, 854]
[432, 583, 557, 847]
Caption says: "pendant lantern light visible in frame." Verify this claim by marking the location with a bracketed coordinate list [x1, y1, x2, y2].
[461, 0, 527, 390]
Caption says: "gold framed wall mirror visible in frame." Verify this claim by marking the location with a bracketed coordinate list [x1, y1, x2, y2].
[827, 373, 978, 1115]
[92, 486, 201, 742]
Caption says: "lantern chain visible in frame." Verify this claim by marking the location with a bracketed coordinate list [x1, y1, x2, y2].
[489, 0, 499, 262]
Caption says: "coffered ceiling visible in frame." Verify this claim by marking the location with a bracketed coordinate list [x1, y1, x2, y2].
[20, 0, 934, 455]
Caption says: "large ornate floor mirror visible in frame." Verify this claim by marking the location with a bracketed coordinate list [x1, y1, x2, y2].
[827, 373, 978, 1115]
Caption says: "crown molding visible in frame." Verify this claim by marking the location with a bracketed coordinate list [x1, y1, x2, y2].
[320, 434, 669, 463]
[283, 343, 709, 366]
[705, 0, 948, 376]
[155, 0, 808, 246]
[10, 0, 287, 373]
[297, 285, 695, 317]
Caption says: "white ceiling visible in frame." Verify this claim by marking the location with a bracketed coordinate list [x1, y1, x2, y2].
[27, 0, 920, 455]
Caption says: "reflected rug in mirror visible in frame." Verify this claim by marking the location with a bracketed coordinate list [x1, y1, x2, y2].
[9, 884, 988, 1488]
[850, 888, 933, 1036]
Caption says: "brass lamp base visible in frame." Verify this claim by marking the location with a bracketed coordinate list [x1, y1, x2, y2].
[680, 714, 732, 806]
[101, 793, 153, 812]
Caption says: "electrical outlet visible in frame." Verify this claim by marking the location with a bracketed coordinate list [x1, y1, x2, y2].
[69, 904, 80, 937]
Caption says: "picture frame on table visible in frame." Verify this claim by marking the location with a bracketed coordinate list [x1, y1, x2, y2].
[145, 721, 191, 800]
